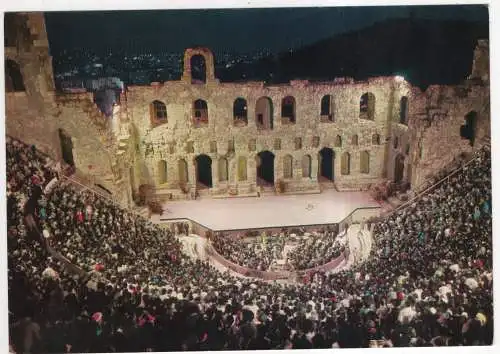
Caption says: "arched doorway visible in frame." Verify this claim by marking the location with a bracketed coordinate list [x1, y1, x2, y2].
[256, 151, 275, 185]
[195, 155, 212, 188]
[58, 129, 75, 166]
[394, 154, 405, 183]
[318, 147, 335, 181]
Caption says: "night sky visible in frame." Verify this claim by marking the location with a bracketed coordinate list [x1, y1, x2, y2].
[44, 5, 489, 54]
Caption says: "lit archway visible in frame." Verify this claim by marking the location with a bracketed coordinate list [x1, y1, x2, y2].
[283, 154, 293, 179]
[341, 152, 351, 175]
[256, 97, 274, 130]
[302, 155, 312, 178]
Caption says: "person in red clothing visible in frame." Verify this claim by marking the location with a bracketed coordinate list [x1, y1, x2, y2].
[76, 209, 84, 223]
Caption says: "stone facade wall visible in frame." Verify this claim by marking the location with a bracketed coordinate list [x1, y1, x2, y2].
[127, 75, 401, 199]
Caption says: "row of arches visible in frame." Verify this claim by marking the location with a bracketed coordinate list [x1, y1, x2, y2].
[149, 95, 410, 128]
[157, 150, 374, 188]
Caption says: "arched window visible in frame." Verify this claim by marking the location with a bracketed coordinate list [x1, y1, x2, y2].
[320, 95, 334, 122]
[281, 96, 296, 124]
[150, 100, 167, 125]
[158, 160, 168, 184]
[360, 151, 370, 174]
[283, 154, 293, 179]
[372, 133, 381, 145]
[218, 158, 228, 182]
[360, 92, 376, 120]
[190, 54, 206, 84]
[341, 152, 351, 175]
[256, 96, 274, 130]
[5, 59, 25, 92]
[399, 96, 409, 125]
[178, 159, 188, 184]
[302, 155, 312, 178]
[233, 98, 248, 126]
[461, 111, 478, 146]
[334, 135, 342, 148]
[238, 156, 248, 181]
[193, 99, 208, 127]
[351, 134, 359, 146]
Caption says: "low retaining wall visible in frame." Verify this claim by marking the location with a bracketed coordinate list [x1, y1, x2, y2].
[206, 243, 348, 281]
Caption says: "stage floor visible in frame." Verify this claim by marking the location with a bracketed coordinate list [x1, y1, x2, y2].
[153, 190, 380, 231]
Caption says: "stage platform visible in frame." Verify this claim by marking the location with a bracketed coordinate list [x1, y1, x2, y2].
[152, 190, 381, 232]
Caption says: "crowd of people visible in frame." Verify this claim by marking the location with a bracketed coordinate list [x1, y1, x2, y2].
[7, 135, 493, 352]
[211, 233, 285, 270]
[287, 230, 346, 270]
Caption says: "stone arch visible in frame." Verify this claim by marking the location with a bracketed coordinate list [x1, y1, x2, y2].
[281, 96, 296, 124]
[193, 99, 208, 127]
[158, 160, 167, 184]
[372, 133, 381, 145]
[58, 129, 74, 167]
[399, 96, 409, 125]
[319, 148, 335, 181]
[256, 96, 274, 130]
[351, 134, 359, 146]
[341, 152, 351, 175]
[195, 154, 213, 188]
[238, 156, 248, 181]
[233, 97, 248, 126]
[360, 92, 376, 120]
[178, 159, 189, 184]
[394, 154, 405, 183]
[360, 151, 370, 174]
[5, 59, 25, 92]
[334, 135, 342, 148]
[460, 111, 478, 146]
[218, 157, 228, 182]
[256, 151, 275, 185]
[320, 95, 334, 121]
[283, 154, 293, 179]
[302, 154, 312, 178]
[150, 100, 167, 125]
[182, 47, 215, 83]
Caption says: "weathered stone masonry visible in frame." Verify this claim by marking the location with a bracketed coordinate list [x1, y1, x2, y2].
[5, 13, 490, 207]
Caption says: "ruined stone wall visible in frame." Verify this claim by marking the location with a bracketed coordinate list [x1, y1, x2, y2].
[5, 91, 121, 196]
[126, 75, 402, 199]
[4, 13, 124, 202]
[402, 84, 490, 188]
